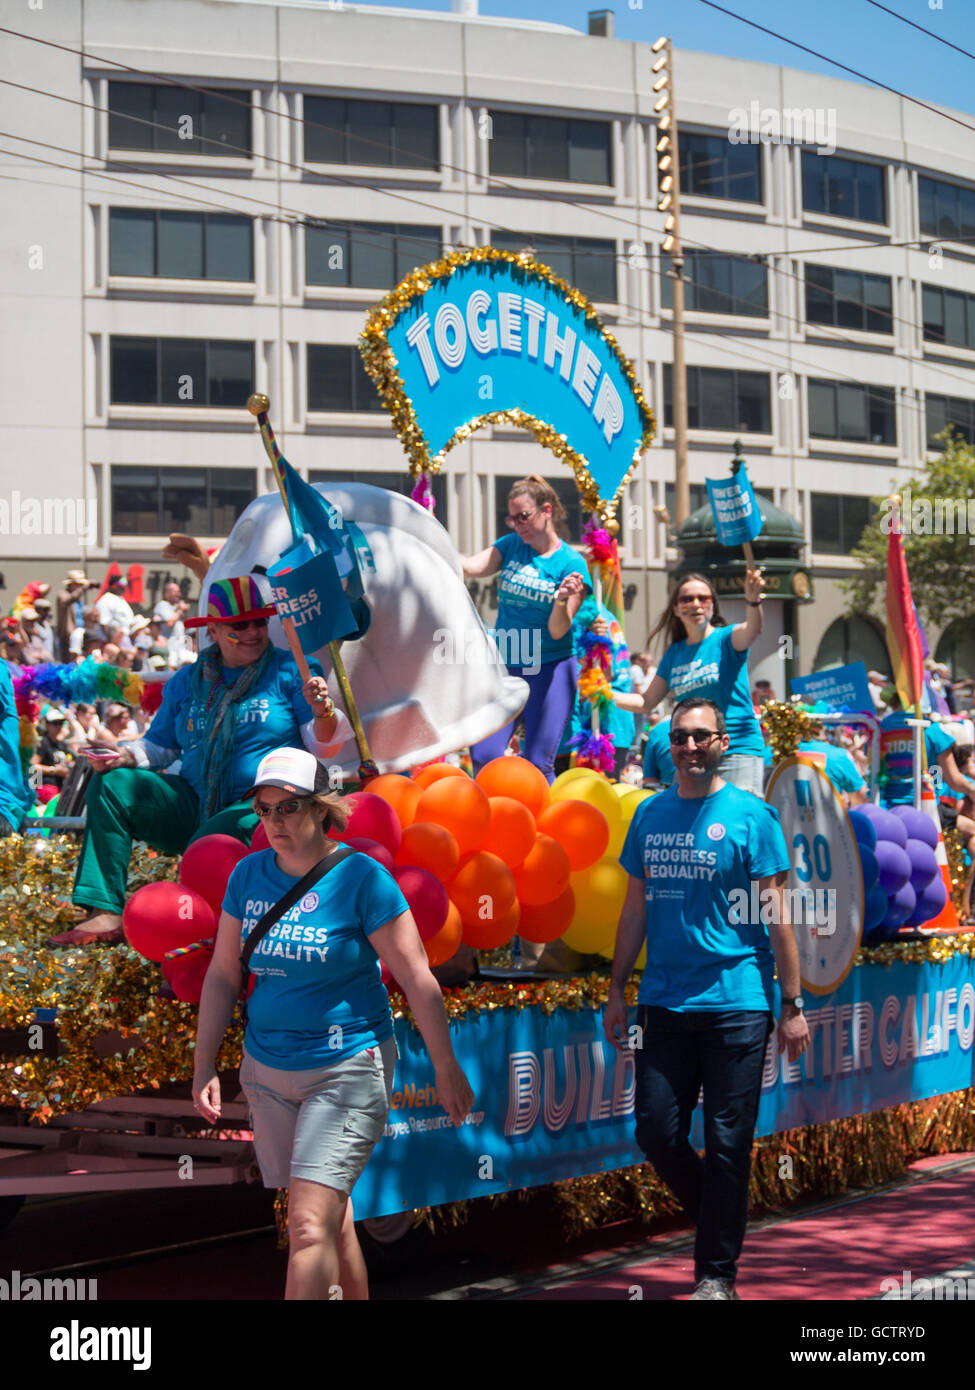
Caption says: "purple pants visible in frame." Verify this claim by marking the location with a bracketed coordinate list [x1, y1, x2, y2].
[471, 656, 577, 784]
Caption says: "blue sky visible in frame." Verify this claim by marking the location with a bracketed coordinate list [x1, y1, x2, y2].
[335, 0, 975, 117]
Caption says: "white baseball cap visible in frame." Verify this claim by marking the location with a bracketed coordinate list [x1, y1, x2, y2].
[246, 747, 325, 798]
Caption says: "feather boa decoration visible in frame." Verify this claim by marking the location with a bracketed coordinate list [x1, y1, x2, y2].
[572, 624, 617, 774]
[411, 469, 435, 513]
[582, 518, 624, 626]
[13, 659, 168, 766]
[568, 728, 616, 775]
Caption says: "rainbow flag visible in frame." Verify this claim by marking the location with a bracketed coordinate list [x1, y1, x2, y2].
[885, 524, 924, 712]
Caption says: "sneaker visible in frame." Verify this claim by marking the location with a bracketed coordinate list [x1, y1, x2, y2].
[690, 1278, 739, 1300]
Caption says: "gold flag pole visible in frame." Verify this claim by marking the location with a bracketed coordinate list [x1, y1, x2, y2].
[247, 393, 378, 781]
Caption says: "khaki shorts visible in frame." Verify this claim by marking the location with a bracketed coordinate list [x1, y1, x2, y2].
[240, 1038, 398, 1193]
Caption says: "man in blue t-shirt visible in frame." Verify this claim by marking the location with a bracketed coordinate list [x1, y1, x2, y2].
[605, 696, 810, 1301]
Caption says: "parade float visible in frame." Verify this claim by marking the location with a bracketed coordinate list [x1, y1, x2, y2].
[2, 249, 974, 1236]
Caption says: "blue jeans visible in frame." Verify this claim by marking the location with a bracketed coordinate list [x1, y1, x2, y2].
[633, 1005, 773, 1283]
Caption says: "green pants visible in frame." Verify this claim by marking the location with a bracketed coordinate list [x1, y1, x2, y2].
[73, 768, 258, 914]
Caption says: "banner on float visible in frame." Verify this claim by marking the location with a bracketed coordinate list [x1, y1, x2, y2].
[706, 467, 763, 547]
[351, 953, 975, 1219]
[790, 661, 873, 714]
[361, 249, 655, 509]
[267, 540, 358, 648]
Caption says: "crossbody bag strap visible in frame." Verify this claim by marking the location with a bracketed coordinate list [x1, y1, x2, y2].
[241, 844, 356, 977]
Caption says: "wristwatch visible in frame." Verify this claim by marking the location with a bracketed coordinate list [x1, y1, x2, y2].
[783, 995, 804, 1011]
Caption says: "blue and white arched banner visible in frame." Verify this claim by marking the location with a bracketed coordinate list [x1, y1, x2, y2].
[360, 248, 655, 517]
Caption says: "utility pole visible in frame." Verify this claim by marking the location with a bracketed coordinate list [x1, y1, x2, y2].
[652, 36, 689, 527]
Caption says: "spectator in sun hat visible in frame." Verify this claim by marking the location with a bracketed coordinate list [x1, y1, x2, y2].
[13, 580, 51, 617]
[95, 573, 135, 639]
[19, 607, 54, 666]
[51, 574, 353, 948]
[32, 707, 73, 788]
[32, 596, 55, 654]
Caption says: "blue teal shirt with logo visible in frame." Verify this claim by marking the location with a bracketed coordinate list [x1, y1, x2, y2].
[619, 783, 790, 1011]
[879, 711, 956, 806]
[656, 625, 763, 757]
[763, 739, 864, 794]
[643, 718, 676, 786]
[224, 849, 408, 1069]
[492, 534, 591, 667]
[144, 646, 323, 805]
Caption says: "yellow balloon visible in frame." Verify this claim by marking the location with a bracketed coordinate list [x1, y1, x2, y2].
[612, 781, 635, 798]
[562, 856, 629, 953]
[551, 773, 623, 846]
[550, 766, 600, 797]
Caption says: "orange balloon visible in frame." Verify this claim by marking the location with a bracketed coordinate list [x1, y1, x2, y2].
[365, 774, 423, 827]
[537, 800, 610, 872]
[395, 821, 461, 880]
[424, 900, 464, 967]
[513, 833, 571, 906]
[449, 850, 516, 930]
[475, 756, 551, 818]
[481, 796, 536, 869]
[415, 777, 491, 855]
[517, 886, 575, 944]
[462, 894, 521, 950]
[412, 763, 467, 790]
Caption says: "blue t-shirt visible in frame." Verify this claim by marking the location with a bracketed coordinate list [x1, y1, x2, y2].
[880, 711, 956, 806]
[619, 782, 790, 1011]
[656, 625, 763, 757]
[763, 739, 865, 794]
[642, 718, 676, 786]
[223, 849, 409, 1070]
[145, 646, 322, 806]
[492, 533, 591, 667]
[0, 665, 31, 832]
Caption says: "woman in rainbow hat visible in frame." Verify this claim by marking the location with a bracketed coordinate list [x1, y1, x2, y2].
[51, 575, 350, 946]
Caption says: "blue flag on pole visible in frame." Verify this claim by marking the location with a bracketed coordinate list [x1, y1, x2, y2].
[267, 540, 358, 650]
[706, 466, 763, 547]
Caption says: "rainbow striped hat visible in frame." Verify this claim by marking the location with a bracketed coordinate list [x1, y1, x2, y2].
[184, 575, 276, 629]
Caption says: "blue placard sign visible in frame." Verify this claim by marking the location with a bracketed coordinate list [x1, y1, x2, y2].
[706, 468, 763, 547]
[791, 661, 874, 713]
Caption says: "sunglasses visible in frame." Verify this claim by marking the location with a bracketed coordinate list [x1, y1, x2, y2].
[227, 618, 268, 632]
[676, 595, 713, 609]
[253, 796, 311, 820]
[506, 510, 539, 527]
[669, 728, 722, 747]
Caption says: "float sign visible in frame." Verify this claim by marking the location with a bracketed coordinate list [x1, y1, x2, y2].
[766, 757, 864, 995]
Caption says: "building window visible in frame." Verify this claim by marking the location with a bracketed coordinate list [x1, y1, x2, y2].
[663, 366, 772, 433]
[814, 616, 888, 673]
[108, 209, 253, 281]
[490, 231, 616, 303]
[805, 263, 892, 334]
[926, 393, 975, 448]
[487, 110, 612, 185]
[918, 176, 975, 242]
[811, 493, 873, 554]
[109, 337, 254, 407]
[309, 469, 448, 516]
[307, 346, 384, 413]
[111, 466, 255, 534]
[306, 222, 441, 289]
[801, 151, 886, 223]
[107, 82, 251, 157]
[679, 132, 763, 203]
[922, 284, 975, 351]
[661, 251, 767, 317]
[808, 379, 896, 444]
[304, 96, 439, 170]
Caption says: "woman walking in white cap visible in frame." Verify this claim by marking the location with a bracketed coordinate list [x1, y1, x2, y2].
[193, 745, 474, 1300]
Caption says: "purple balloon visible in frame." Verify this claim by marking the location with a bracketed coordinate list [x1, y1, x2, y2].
[874, 839, 912, 895]
[890, 805, 938, 849]
[910, 875, 947, 926]
[857, 802, 883, 819]
[858, 844, 879, 892]
[905, 838, 938, 893]
[873, 809, 908, 847]
[848, 810, 878, 851]
[882, 881, 916, 934]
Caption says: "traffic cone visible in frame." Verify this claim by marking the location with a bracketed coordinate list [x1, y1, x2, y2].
[918, 780, 960, 933]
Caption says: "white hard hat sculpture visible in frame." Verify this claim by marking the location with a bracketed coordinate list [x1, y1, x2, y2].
[201, 483, 528, 776]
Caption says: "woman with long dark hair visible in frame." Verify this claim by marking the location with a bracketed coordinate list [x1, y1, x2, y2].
[462, 475, 591, 781]
[614, 569, 767, 794]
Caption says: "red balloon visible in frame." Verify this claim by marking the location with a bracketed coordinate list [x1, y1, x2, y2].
[345, 836, 396, 874]
[517, 887, 576, 944]
[123, 882, 216, 963]
[345, 793, 403, 857]
[179, 834, 250, 915]
[394, 865, 449, 940]
[449, 851, 517, 930]
[461, 895, 520, 950]
[250, 821, 270, 853]
[513, 834, 571, 906]
[162, 944, 213, 1003]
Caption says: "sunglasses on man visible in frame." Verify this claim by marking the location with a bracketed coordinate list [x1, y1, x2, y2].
[669, 728, 722, 747]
